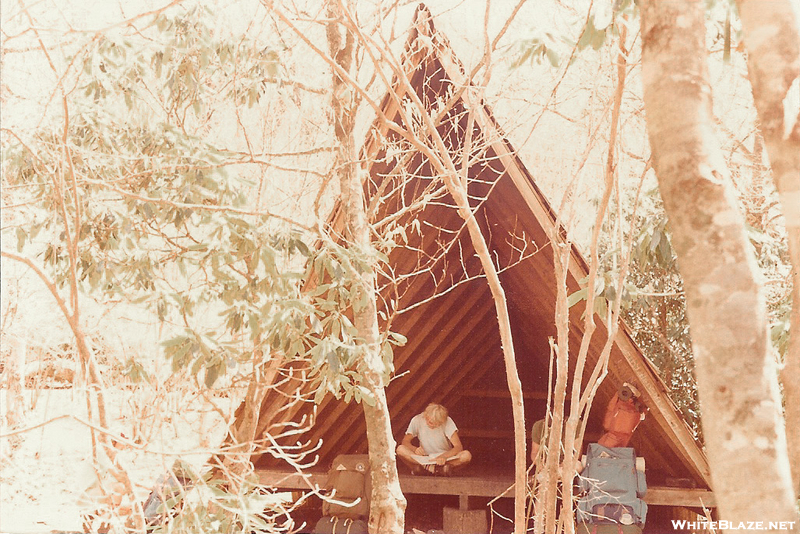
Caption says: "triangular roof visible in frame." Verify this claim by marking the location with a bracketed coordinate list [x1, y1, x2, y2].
[252, 4, 713, 508]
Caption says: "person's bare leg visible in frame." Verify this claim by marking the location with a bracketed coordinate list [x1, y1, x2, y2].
[396, 444, 425, 471]
[449, 450, 472, 468]
[432, 450, 472, 476]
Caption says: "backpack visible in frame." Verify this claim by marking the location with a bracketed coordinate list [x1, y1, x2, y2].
[577, 443, 647, 527]
[598, 392, 645, 448]
[576, 523, 643, 534]
[322, 454, 371, 520]
[142, 460, 194, 529]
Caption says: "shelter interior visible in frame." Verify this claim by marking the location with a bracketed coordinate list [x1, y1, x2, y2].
[253, 5, 713, 531]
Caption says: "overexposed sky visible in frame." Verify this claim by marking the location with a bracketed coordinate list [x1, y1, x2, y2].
[2, 0, 798, 343]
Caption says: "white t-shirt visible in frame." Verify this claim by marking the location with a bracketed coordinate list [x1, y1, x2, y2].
[406, 414, 458, 456]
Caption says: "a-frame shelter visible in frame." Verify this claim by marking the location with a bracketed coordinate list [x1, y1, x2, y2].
[253, 4, 714, 529]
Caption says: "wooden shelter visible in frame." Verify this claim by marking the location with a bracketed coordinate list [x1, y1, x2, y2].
[254, 4, 714, 530]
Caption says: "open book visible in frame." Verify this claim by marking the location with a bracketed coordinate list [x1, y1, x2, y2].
[410, 453, 457, 466]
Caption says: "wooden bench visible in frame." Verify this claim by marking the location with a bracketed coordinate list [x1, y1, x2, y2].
[256, 468, 715, 509]
[258, 469, 510, 509]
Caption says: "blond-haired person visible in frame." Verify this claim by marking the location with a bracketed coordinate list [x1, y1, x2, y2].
[396, 403, 472, 476]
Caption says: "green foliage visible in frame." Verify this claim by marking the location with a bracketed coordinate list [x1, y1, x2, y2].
[79, 6, 282, 119]
[122, 357, 151, 384]
[303, 241, 405, 405]
[509, 0, 636, 69]
[509, 0, 741, 72]
[3, 4, 409, 527]
[770, 296, 792, 359]
[576, 15, 609, 52]
[510, 33, 561, 68]
[146, 464, 302, 534]
[2, 3, 403, 406]
[746, 221, 792, 360]
[596, 190, 702, 438]
[597, 177, 792, 442]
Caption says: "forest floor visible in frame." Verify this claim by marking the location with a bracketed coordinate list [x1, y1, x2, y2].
[0, 388, 232, 533]
[1, 387, 512, 534]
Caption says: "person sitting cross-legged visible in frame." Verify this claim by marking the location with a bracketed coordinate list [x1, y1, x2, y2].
[396, 403, 472, 476]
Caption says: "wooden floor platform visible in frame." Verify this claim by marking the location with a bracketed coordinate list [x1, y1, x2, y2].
[255, 468, 715, 508]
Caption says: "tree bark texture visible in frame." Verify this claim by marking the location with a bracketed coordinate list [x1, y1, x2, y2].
[734, 0, 800, 497]
[327, 3, 406, 533]
[541, 243, 570, 534]
[442, 106, 527, 534]
[57, 95, 109, 443]
[640, 1, 799, 530]
[441, 169, 528, 534]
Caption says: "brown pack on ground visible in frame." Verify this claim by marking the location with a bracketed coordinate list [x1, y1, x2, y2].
[322, 454, 371, 520]
[576, 522, 643, 534]
[598, 384, 646, 448]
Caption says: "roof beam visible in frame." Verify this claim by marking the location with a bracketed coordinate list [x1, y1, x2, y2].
[461, 389, 547, 400]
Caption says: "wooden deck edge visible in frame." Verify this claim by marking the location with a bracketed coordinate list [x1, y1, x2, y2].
[255, 469, 715, 508]
[645, 487, 716, 508]
[257, 469, 328, 491]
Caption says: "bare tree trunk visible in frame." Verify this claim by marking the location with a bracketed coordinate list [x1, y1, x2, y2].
[436, 106, 528, 534]
[540, 242, 570, 534]
[640, 0, 799, 530]
[1, 210, 24, 437]
[14, 4, 109, 450]
[327, 3, 406, 532]
[559, 21, 630, 534]
[393, 83, 529, 534]
[377, 27, 527, 525]
[0, 251, 108, 445]
[58, 95, 109, 444]
[440, 163, 528, 534]
[733, 0, 800, 497]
